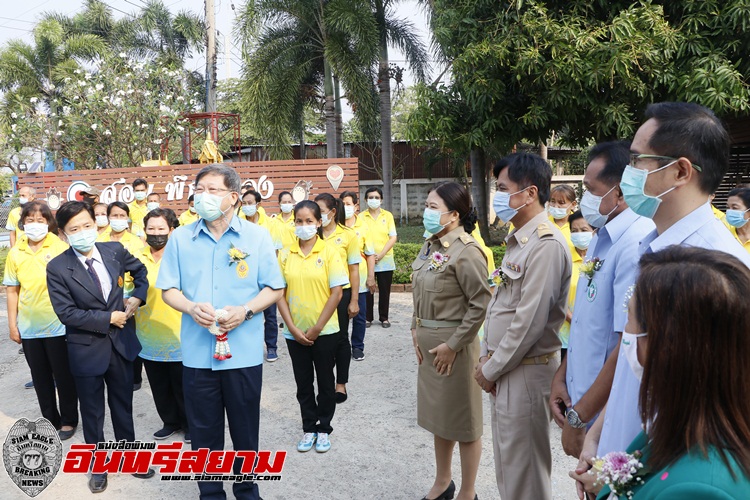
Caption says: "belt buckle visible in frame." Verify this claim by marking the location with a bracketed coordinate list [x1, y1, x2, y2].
[416, 318, 422, 327]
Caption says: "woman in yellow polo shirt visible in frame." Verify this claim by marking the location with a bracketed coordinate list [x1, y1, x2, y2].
[3, 201, 78, 440]
[726, 187, 750, 253]
[277, 200, 349, 454]
[135, 208, 189, 442]
[315, 193, 361, 404]
[94, 203, 109, 234]
[548, 184, 578, 257]
[274, 190, 296, 229]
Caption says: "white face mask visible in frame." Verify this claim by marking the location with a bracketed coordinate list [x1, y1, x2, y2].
[344, 205, 356, 219]
[242, 205, 258, 218]
[280, 203, 294, 214]
[367, 199, 381, 210]
[622, 331, 648, 381]
[321, 211, 333, 227]
[95, 215, 109, 228]
[147, 202, 160, 211]
[189, 206, 197, 214]
[110, 219, 130, 233]
[24, 223, 48, 242]
[295, 224, 318, 241]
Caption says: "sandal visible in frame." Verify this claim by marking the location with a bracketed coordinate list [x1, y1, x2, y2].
[381, 320, 391, 328]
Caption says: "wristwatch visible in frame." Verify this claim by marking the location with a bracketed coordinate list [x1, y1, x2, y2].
[566, 407, 588, 429]
[243, 306, 254, 321]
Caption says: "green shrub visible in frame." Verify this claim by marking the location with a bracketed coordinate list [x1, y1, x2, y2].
[393, 243, 423, 284]
[491, 246, 506, 268]
[0, 246, 8, 282]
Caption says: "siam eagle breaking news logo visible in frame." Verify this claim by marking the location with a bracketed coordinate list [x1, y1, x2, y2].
[64, 441, 286, 483]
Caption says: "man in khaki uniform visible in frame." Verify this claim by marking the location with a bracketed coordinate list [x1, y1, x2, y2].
[476, 153, 571, 500]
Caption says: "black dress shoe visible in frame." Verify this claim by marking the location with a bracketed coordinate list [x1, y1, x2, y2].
[421, 480, 455, 500]
[335, 390, 348, 404]
[132, 468, 156, 479]
[133, 383, 142, 391]
[89, 474, 108, 493]
[58, 427, 76, 441]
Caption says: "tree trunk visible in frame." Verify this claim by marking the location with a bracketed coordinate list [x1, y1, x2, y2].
[379, 39, 393, 212]
[334, 76, 344, 158]
[470, 148, 490, 242]
[324, 59, 337, 159]
[539, 140, 548, 160]
[299, 113, 306, 160]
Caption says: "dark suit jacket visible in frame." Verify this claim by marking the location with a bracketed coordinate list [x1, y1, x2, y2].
[46, 242, 149, 377]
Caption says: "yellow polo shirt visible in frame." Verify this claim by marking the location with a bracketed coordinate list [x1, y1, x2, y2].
[178, 209, 200, 227]
[322, 224, 361, 291]
[3, 233, 68, 339]
[134, 247, 182, 361]
[348, 216, 375, 292]
[358, 208, 397, 272]
[278, 237, 349, 340]
[558, 247, 585, 348]
[241, 209, 284, 250]
[713, 204, 732, 230]
[128, 200, 149, 237]
[97, 227, 145, 296]
[549, 216, 576, 259]
[5, 206, 24, 241]
[274, 212, 296, 230]
[470, 227, 496, 273]
[730, 227, 750, 253]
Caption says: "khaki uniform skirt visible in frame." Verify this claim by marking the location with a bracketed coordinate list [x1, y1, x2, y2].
[416, 324, 483, 442]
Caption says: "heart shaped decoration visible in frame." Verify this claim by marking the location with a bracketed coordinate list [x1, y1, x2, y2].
[326, 165, 344, 191]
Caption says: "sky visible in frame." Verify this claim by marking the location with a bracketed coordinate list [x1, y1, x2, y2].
[0, 0, 438, 122]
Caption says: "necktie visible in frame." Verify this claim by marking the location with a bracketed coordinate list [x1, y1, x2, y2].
[85, 258, 104, 298]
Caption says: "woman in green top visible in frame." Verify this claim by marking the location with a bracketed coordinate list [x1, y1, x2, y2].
[571, 246, 750, 499]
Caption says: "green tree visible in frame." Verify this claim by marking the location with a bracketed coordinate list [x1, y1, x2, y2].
[234, 0, 380, 160]
[409, 0, 750, 240]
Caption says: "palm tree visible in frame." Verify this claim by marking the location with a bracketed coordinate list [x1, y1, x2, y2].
[372, 0, 429, 211]
[235, 0, 380, 159]
[134, 0, 205, 68]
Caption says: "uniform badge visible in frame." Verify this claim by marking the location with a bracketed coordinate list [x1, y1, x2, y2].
[236, 260, 249, 279]
[316, 257, 324, 268]
[117, 276, 124, 288]
[586, 281, 598, 302]
[3, 418, 63, 497]
[505, 262, 521, 273]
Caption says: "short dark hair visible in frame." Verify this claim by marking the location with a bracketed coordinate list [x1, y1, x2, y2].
[728, 187, 750, 209]
[277, 190, 293, 202]
[568, 210, 585, 227]
[635, 246, 750, 479]
[187, 194, 194, 203]
[144, 208, 179, 230]
[493, 153, 552, 206]
[644, 102, 729, 194]
[242, 190, 262, 204]
[56, 201, 95, 231]
[19, 200, 57, 233]
[364, 187, 383, 199]
[429, 181, 478, 233]
[293, 200, 324, 238]
[133, 178, 148, 189]
[340, 191, 358, 204]
[314, 193, 346, 226]
[588, 140, 632, 185]
[107, 201, 130, 217]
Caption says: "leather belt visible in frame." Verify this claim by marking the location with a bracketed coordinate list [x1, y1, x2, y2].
[486, 350, 558, 365]
[416, 318, 462, 328]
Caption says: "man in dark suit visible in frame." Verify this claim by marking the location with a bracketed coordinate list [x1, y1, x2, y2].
[47, 201, 155, 493]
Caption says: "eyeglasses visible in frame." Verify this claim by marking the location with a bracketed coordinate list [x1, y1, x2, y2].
[629, 153, 702, 172]
[194, 187, 230, 195]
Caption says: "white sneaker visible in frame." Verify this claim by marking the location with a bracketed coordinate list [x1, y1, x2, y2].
[315, 432, 331, 453]
[297, 433, 317, 452]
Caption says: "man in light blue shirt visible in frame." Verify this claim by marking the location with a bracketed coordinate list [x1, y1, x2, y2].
[158, 164, 284, 500]
[592, 102, 750, 459]
[549, 141, 655, 459]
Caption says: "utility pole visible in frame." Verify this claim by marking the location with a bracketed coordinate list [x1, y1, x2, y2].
[205, 0, 217, 113]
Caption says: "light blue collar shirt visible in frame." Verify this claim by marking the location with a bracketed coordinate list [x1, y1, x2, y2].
[599, 203, 750, 456]
[156, 215, 285, 370]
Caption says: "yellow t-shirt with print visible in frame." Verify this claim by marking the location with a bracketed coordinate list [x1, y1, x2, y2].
[241, 209, 285, 250]
[128, 200, 149, 237]
[178, 209, 200, 227]
[358, 208, 397, 272]
[730, 226, 750, 254]
[322, 224, 362, 291]
[278, 237, 349, 339]
[2, 233, 68, 339]
[134, 247, 183, 361]
[97, 227, 145, 297]
[5, 206, 24, 241]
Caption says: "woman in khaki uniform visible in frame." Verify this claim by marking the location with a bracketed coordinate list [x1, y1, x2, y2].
[411, 182, 492, 500]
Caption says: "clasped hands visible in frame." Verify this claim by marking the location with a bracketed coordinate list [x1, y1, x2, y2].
[474, 357, 496, 396]
[189, 303, 247, 333]
[111, 297, 143, 328]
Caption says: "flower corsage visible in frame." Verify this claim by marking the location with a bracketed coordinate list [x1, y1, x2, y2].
[427, 251, 449, 271]
[580, 257, 604, 287]
[590, 450, 647, 499]
[488, 268, 509, 288]
[228, 244, 248, 265]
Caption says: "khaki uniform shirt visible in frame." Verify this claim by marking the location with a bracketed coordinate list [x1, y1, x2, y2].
[481, 210, 571, 381]
[411, 227, 491, 351]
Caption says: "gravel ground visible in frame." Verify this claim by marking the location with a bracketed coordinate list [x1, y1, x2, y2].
[0, 292, 580, 499]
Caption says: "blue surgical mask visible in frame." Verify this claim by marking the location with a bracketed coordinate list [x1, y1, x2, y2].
[147, 202, 160, 211]
[189, 206, 197, 214]
[579, 186, 618, 228]
[570, 231, 593, 250]
[620, 163, 677, 219]
[242, 205, 258, 218]
[423, 208, 451, 234]
[726, 208, 750, 228]
[548, 206, 569, 220]
[109, 219, 129, 233]
[295, 224, 318, 241]
[367, 199, 381, 210]
[134, 191, 147, 201]
[67, 228, 98, 253]
[493, 188, 528, 223]
[195, 192, 232, 222]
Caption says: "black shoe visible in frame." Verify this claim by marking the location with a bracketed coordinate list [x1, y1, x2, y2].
[89, 474, 108, 493]
[335, 390, 348, 404]
[352, 348, 365, 361]
[58, 427, 76, 441]
[365, 321, 372, 328]
[184, 432, 191, 444]
[421, 480, 455, 500]
[24, 380, 34, 389]
[153, 426, 179, 440]
[133, 383, 142, 391]
[18, 347, 23, 355]
[381, 320, 391, 328]
[132, 468, 155, 479]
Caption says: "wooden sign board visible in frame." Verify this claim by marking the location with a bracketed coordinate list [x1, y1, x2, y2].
[18, 158, 358, 216]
